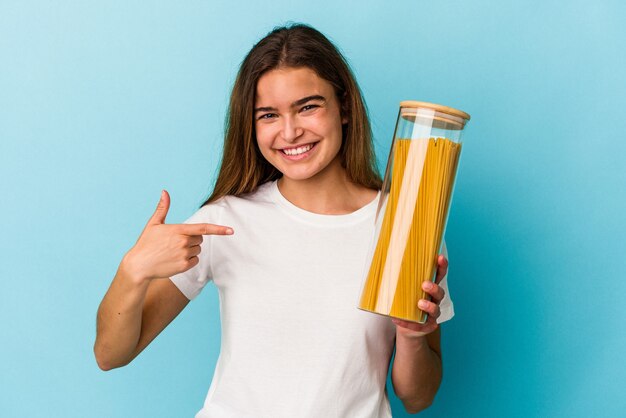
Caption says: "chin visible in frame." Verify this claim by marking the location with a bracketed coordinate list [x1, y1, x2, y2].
[279, 169, 320, 182]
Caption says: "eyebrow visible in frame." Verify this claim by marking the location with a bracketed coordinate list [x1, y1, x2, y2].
[254, 95, 326, 113]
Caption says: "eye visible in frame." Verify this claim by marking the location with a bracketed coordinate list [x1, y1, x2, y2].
[300, 104, 319, 112]
[258, 113, 277, 121]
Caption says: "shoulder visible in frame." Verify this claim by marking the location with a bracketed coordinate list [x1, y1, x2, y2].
[184, 197, 228, 224]
[220, 180, 277, 209]
[189, 180, 277, 222]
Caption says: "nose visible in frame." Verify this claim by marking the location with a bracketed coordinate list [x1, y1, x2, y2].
[280, 116, 304, 143]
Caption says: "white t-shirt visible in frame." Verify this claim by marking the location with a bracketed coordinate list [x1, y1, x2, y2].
[170, 180, 454, 418]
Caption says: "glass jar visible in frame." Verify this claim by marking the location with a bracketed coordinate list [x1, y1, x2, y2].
[358, 101, 470, 323]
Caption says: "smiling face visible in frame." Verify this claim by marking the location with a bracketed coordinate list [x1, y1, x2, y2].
[254, 67, 347, 183]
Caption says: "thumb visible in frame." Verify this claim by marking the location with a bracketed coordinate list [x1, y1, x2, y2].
[148, 190, 170, 225]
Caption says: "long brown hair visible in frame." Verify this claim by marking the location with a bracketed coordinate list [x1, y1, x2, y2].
[203, 23, 381, 206]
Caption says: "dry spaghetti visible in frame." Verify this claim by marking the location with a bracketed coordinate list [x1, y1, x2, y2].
[359, 137, 461, 323]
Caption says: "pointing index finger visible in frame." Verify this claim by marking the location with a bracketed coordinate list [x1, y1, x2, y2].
[176, 223, 234, 236]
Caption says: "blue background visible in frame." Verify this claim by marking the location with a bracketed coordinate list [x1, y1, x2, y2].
[1, 1, 625, 417]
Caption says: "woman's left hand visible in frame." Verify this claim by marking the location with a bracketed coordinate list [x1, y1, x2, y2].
[391, 255, 448, 338]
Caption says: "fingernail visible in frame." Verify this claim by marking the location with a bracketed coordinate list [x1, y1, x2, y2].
[423, 281, 433, 290]
[160, 190, 165, 200]
[225, 228, 234, 235]
[418, 300, 428, 309]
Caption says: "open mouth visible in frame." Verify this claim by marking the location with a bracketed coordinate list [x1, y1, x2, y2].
[280, 142, 318, 156]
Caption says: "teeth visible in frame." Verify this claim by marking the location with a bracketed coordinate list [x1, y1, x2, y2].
[283, 144, 313, 156]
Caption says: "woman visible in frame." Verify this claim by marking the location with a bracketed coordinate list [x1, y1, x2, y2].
[94, 23, 453, 417]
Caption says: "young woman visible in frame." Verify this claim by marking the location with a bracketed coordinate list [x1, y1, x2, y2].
[94, 24, 454, 417]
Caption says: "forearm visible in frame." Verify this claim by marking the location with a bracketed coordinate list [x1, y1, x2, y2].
[391, 333, 442, 413]
[94, 259, 150, 371]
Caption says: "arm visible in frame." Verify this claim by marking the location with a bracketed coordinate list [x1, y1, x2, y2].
[391, 327, 442, 413]
[94, 266, 189, 371]
[94, 190, 233, 370]
[390, 255, 448, 413]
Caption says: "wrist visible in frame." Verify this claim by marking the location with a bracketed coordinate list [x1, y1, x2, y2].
[396, 329, 429, 347]
[119, 251, 153, 286]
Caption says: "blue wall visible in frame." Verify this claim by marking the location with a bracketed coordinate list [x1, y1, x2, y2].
[1, 1, 624, 417]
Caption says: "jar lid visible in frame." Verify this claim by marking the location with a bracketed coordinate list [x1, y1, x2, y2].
[400, 100, 470, 121]
[400, 100, 470, 130]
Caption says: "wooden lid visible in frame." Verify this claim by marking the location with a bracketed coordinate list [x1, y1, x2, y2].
[400, 100, 470, 121]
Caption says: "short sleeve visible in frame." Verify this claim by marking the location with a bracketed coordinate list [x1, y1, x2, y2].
[436, 240, 455, 324]
[169, 203, 221, 300]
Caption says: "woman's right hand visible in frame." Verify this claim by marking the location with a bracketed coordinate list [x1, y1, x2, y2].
[121, 190, 233, 283]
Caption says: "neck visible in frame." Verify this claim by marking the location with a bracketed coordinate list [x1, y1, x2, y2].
[277, 159, 378, 215]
